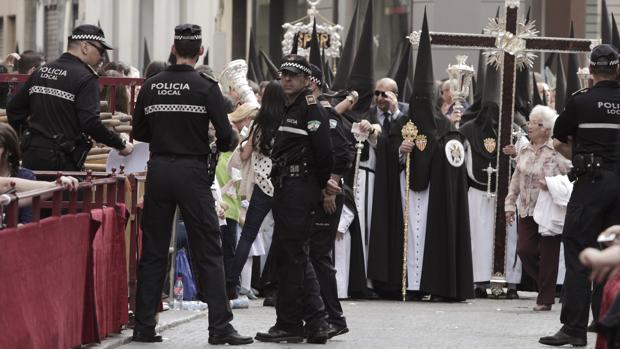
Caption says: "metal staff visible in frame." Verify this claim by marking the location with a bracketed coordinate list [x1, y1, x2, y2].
[351, 132, 367, 196]
[401, 121, 419, 301]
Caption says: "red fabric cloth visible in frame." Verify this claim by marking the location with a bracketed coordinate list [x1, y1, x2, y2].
[0, 214, 93, 349]
[597, 273, 620, 349]
[90, 204, 129, 341]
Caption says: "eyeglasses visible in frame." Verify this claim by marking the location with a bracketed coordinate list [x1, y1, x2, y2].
[374, 90, 388, 98]
[85, 41, 105, 56]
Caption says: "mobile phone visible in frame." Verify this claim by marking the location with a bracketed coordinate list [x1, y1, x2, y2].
[597, 233, 617, 244]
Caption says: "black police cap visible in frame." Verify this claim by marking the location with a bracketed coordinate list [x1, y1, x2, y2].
[590, 44, 619, 66]
[279, 54, 312, 75]
[174, 24, 202, 41]
[309, 63, 323, 86]
[69, 24, 113, 50]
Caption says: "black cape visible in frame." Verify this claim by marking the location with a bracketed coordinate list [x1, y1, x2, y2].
[418, 130, 475, 300]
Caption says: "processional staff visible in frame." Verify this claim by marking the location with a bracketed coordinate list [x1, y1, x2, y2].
[400, 121, 419, 302]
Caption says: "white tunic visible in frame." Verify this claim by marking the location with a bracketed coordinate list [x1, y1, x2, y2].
[355, 142, 377, 272]
[335, 205, 355, 299]
[399, 171, 429, 291]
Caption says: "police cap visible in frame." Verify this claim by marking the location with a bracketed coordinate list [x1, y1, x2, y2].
[279, 54, 312, 75]
[174, 24, 202, 41]
[309, 63, 323, 86]
[590, 44, 619, 66]
[69, 24, 113, 50]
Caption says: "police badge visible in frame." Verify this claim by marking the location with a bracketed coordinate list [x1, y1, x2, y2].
[307, 120, 321, 132]
[483, 137, 496, 153]
[415, 134, 427, 151]
[445, 139, 465, 167]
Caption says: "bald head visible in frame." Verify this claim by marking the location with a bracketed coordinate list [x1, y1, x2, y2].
[375, 78, 398, 94]
[374, 78, 399, 112]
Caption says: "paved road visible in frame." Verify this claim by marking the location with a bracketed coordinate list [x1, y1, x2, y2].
[114, 292, 598, 348]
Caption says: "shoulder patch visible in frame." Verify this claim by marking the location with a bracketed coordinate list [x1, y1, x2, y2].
[307, 120, 321, 132]
[329, 119, 338, 129]
[306, 95, 317, 105]
[320, 100, 332, 109]
[200, 72, 218, 83]
[571, 87, 589, 96]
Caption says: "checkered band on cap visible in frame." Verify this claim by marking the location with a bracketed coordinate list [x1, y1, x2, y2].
[280, 62, 311, 75]
[309, 75, 322, 86]
[174, 35, 202, 41]
[70, 34, 105, 41]
[591, 59, 619, 66]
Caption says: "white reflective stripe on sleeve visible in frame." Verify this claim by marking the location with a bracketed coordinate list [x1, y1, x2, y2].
[578, 123, 620, 129]
[278, 126, 308, 136]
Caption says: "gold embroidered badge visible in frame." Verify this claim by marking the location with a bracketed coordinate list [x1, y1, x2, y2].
[483, 137, 496, 153]
[415, 134, 428, 152]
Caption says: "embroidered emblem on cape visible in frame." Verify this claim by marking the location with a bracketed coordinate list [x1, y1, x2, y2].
[305, 95, 317, 105]
[445, 139, 465, 167]
[483, 137, 496, 153]
[307, 120, 321, 132]
[329, 119, 338, 129]
[415, 135, 427, 151]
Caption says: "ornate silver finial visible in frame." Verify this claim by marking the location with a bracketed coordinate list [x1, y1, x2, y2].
[505, 0, 520, 8]
[307, 0, 320, 17]
[406, 30, 423, 48]
[483, 15, 538, 69]
[281, 0, 342, 58]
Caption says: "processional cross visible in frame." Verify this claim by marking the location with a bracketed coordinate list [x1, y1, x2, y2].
[407, 0, 599, 296]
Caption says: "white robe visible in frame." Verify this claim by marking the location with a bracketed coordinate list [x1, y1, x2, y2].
[355, 142, 377, 273]
[335, 205, 355, 299]
[399, 171, 429, 291]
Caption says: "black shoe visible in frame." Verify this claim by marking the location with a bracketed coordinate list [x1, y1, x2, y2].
[364, 288, 380, 300]
[474, 287, 488, 299]
[209, 330, 254, 345]
[305, 326, 329, 344]
[226, 282, 239, 300]
[132, 330, 163, 343]
[505, 289, 519, 299]
[587, 321, 600, 333]
[539, 330, 586, 347]
[326, 323, 349, 339]
[255, 326, 304, 343]
[263, 295, 276, 307]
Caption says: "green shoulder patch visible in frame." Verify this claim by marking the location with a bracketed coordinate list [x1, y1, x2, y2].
[329, 119, 338, 129]
[306, 95, 317, 105]
[307, 120, 321, 132]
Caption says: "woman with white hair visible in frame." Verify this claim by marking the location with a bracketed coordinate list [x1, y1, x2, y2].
[505, 105, 571, 311]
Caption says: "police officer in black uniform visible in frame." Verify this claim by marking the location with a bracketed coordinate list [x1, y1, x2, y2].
[131, 24, 252, 346]
[255, 55, 338, 344]
[306, 64, 352, 338]
[540, 44, 620, 347]
[7, 24, 133, 171]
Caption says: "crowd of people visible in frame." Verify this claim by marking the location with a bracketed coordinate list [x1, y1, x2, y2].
[3, 18, 620, 348]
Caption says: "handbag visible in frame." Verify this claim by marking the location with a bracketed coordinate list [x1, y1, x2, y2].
[175, 248, 197, 300]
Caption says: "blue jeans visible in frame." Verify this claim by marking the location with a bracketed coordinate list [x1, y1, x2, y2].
[227, 184, 273, 285]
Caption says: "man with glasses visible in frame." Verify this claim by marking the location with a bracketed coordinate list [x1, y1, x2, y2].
[7, 24, 133, 171]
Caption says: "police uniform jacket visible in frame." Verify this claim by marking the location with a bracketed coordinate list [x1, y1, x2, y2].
[7, 52, 125, 149]
[553, 80, 620, 164]
[272, 90, 334, 186]
[132, 64, 232, 154]
[318, 96, 354, 178]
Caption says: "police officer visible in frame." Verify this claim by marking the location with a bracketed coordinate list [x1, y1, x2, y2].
[255, 55, 338, 344]
[306, 63, 352, 338]
[131, 24, 252, 345]
[7, 24, 133, 171]
[540, 44, 620, 347]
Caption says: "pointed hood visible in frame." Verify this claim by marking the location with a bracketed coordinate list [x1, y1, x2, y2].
[612, 14, 620, 52]
[525, 6, 531, 22]
[387, 40, 405, 78]
[514, 63, 532, 119]
[554, 54, 567, 114]
[291, 32, 299, 55]
[346, 0, 374, 113]
[482, 62, 502, 106]
[247, 27, 264, 82]
[259, 49, 280, 80]
[321, 47, 333, 88]
[474, 45, 487, 102]
[393, 38, 412, 102]
[566, 22, 581, 97]
[603, 0, 612, 44]
[332, 1, 359, 90]
[532, 71, 544, 107]
[309, 20, 322, 69]
[203, 48, 209, 65]
[143, 38, 151, 72]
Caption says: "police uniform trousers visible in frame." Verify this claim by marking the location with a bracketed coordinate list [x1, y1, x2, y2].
[307, 193, 346, 327]
[135, 155, 233, 335]
[560, 170, 620, 339]
[272, 176, 327, 332]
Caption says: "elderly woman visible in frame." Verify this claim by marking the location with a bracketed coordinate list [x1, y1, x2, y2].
[505, 105, 571, 311]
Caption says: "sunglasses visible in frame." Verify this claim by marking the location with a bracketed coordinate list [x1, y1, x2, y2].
[86, 41, 105, 56]
[374, 90, 392, 98]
